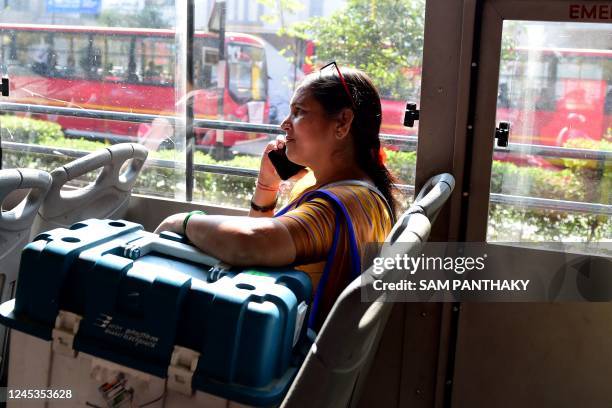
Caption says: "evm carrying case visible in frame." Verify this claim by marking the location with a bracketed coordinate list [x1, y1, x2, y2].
[0, 218, 312, 407]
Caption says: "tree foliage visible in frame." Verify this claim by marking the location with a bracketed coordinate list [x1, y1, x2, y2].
[287, 0, 425, 99]
[255, 0, 305, 28]
[98, 7, 170, 29]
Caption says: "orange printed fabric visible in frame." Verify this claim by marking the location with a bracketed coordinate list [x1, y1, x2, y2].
[276, 178, 393, 329]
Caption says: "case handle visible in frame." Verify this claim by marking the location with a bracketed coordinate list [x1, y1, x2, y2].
[122, 232, 220, 267]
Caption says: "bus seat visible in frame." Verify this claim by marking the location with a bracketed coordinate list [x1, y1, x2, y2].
[31, 143, 148, 237]
[280, 173, 455, 408]
[0, 169, 51, 384]
[0, 168, 52, 302]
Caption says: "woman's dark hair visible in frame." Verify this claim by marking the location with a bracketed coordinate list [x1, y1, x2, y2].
[300, 67, 398, 217]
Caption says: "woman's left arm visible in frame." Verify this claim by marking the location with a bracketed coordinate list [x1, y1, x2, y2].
[154, 213, 296, 267]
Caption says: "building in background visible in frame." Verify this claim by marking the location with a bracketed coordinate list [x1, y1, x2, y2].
[1, 0, 103, 25]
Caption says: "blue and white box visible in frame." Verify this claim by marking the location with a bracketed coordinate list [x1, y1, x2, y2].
[0, 219, 312, 407]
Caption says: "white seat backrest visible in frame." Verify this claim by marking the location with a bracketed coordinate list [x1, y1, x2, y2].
[31, 143, 147, 237]
[0, 168, 51, 301]
[280, 173, 455, 408]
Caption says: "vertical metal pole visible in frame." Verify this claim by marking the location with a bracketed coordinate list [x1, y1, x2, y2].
[185, 0, 195, 201]
[213, 0, 226, 160]
[218, 1, 226, 72]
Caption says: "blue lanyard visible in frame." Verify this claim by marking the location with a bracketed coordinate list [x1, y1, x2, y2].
[275, 189, 360, 329]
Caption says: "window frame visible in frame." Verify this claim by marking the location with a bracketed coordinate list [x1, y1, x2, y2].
[451, 0, 612, 242]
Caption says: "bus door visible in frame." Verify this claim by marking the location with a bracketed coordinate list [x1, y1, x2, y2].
[450, 1, 612, 407]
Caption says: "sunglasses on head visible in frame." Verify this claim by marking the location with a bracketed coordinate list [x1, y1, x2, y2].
[320, 61, 355, 108]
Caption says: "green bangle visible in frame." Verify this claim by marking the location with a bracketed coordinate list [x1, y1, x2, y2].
[183, 210, 206, 236]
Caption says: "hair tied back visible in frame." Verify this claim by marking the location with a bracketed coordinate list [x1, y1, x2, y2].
[378, 147, 387, 165]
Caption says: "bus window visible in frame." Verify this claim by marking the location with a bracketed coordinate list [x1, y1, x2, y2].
[139, 37, 174, 86]
[3, 31, 44, 76]
[84, 34, 132, 82]
[52, 34, 79, 78]
[78, 35, 102, 79]
[489, 21, 611, 243]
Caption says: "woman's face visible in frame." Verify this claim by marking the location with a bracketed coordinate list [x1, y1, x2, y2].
[280, 86, 338, 166]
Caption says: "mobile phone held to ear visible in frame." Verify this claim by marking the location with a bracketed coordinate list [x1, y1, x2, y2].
[268, 146, 306, 180]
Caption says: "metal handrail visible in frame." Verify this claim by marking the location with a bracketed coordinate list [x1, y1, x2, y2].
[1, 142, 261, 178]
[3, 102, 610, 161]
[3, 142, 609, 216]
[500, 142, 612, 161]
[0, 102, 285, 135]
[0, 101, 417, 141]
[1, 142, 411, 186]
[489, 193, 611, 216]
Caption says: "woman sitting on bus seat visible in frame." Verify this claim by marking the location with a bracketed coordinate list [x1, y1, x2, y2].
[155, 67, 397, 329]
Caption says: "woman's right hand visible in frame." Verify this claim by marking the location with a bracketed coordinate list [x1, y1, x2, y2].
[257, 135, 286, 190]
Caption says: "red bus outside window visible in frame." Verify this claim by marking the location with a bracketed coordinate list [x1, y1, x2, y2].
[0, 24, 270, 151]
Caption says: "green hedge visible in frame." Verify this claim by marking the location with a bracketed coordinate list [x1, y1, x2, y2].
[1, 115, 64, 144]
[1, 115, 609, 241]
[487, 138, 610, 241]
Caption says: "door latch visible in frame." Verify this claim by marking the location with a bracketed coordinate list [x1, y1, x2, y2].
[1, 78, 8, 96]
[403, 102, 419, 127]
[495, 121, 510, 147]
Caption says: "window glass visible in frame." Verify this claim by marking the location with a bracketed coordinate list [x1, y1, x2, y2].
[1, 0, 427, 210]
[0, 3, 185, 200]
[489, 21, 611, 243]
[192, 0, 426, 209]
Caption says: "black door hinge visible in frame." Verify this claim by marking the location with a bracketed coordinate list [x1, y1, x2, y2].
[403, 102, 419, 127]
[495, 121, 510, 147]
[1, 78, 8, 96]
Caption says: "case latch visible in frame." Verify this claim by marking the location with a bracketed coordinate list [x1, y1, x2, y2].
[168, 345, 201, 396]
[208, 261, 232, 282]
[52, 310, 83, 357]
